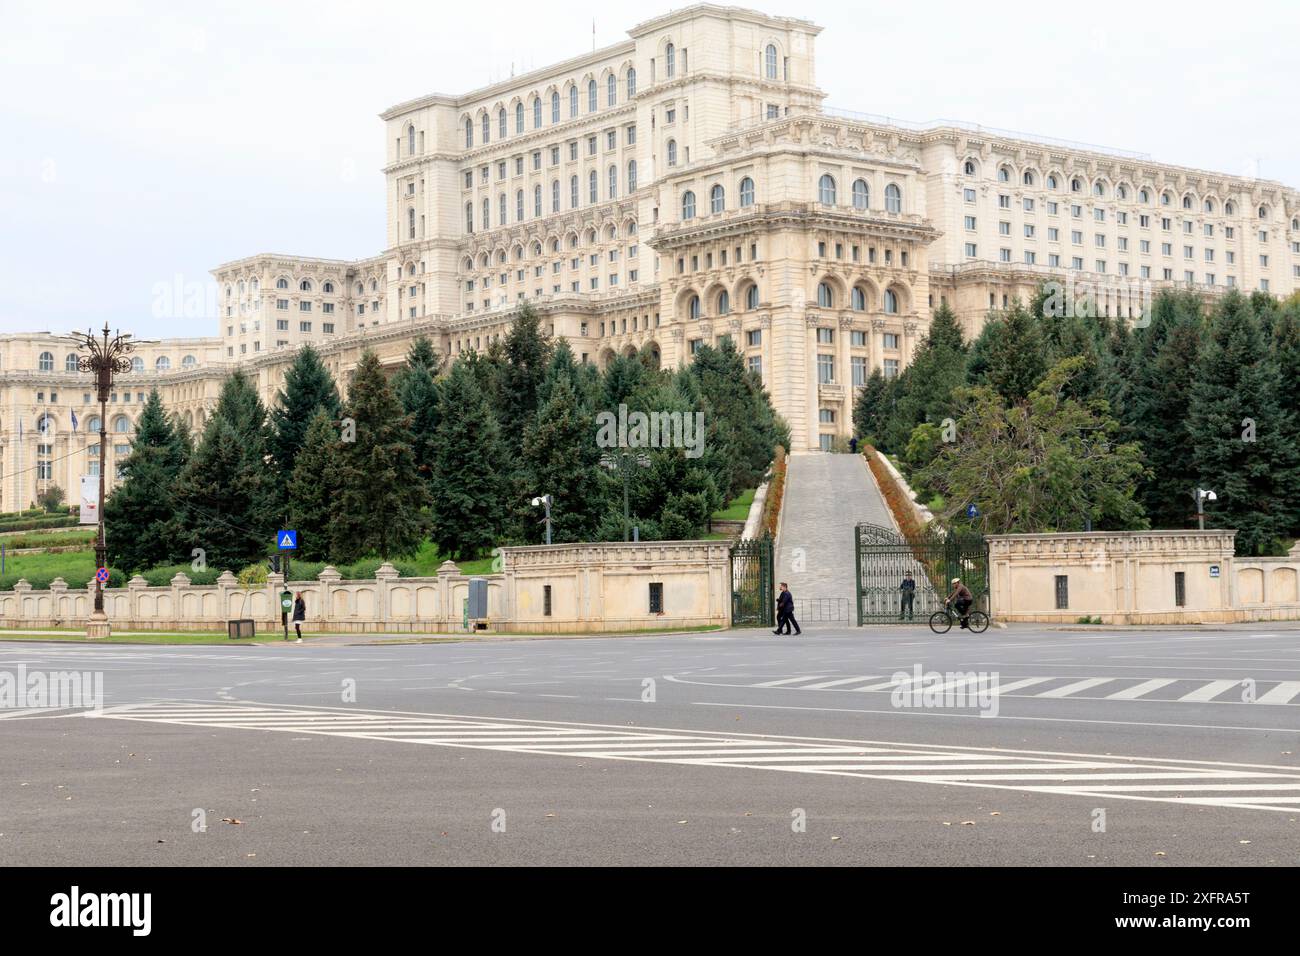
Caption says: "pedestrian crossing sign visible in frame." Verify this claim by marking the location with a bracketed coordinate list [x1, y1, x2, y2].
[277, 530, 298, 551]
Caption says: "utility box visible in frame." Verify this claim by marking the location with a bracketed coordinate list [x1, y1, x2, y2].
[467, 577, 488, 620]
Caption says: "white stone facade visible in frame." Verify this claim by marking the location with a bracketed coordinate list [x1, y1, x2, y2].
[2, 3, 1298, 509]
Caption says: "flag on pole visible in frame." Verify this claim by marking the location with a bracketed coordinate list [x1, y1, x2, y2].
[71, 409, 79, 432]
[17, 418, 22, 440]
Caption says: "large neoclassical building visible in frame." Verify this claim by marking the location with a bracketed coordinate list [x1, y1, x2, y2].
[2, 3, 1298, 511]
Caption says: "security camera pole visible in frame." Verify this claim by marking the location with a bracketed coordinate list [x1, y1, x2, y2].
[531, 494, 553, 545]
[69, 323, 139, 639]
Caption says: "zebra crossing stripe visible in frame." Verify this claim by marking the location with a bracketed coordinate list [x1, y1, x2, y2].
[1178, 679, 1240, 702]
[90, 701, 1300, 814]
[799, 675, 883, 689]
[1255, 681, 1300, 705]
[1106, 678, 1177, 700]
[1033, 678, 1116, 698]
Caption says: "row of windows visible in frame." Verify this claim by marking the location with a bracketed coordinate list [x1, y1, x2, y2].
[459, 70, 639, 150]
[465, 164, 638, 232]
[36, 353, 196, 373]
[462, 222, 636, 270]
[963, 160, 1292, 222]
[817, 175, 903, 212]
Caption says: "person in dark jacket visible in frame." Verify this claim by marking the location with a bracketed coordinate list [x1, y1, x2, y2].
[899, 573, 916, 620]
[774, 582, 801, 636]
[292, 592, 306, 643]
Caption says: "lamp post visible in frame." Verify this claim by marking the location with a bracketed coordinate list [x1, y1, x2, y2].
[1193, 488, 1217, 531]
[600, 450, 650, 542]
[70, 323, 137, 639]
[531, 494, 553, 545]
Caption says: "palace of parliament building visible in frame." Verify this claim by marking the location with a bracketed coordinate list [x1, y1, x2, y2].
[3, 3, 1298, 510]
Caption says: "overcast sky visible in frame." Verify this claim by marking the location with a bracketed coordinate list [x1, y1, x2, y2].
[1, 0, 1294, 339]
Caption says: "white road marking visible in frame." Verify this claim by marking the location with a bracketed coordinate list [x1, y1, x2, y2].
[1178, 680, 1240, 702]
[799, 675, 883, 689]
[1036, 677, 1116, 698]
[1106, 678, 1177, 700]
[92, 700, 1300, 814]
[1256, 681, 1300, 705]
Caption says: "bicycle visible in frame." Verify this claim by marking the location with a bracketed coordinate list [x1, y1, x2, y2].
[929, 602, 989, 634]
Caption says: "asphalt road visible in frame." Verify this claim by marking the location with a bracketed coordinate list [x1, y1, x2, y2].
[3, 623, 1299, 865]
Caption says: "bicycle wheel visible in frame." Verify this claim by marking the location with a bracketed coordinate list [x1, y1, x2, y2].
[928, 610, 952, 634]
[967, 611, 990, 634]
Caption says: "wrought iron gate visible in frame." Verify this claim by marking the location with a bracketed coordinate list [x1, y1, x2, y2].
[854, 523, 988, 625]
[730, 536, 774, 627]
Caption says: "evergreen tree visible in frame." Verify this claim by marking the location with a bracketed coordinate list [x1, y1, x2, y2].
[852, 369, 892, 445]
[267, 345, 341, 510]
[602, 353, 645, 407]
[428, 360, 510, 559]
[329, 350, 427, 563]
[1272, 302, 1300, 534]
[1188, 292, 1298, 555]
[396, 362, 441, 484]
[173, 373, 274, 570]
[688, 339, 783, 496]
[496, 303, 553, 440]
[286, 409, 340, 562]
[966, 303, 1048, 402]
[521, 377, 606, 542]
[105, 390, 189, 571]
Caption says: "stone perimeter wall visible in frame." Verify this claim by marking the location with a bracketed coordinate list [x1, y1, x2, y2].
[0, 541, 733, 634]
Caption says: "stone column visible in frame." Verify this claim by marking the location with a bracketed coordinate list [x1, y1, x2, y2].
[436, 560, 460, 630]
[871, 318, 886, 374]
[170, 572, 191, 629]
[375, 562, 399, 628]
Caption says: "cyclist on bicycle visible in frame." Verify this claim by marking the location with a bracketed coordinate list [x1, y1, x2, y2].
[946, 578, 974, 629]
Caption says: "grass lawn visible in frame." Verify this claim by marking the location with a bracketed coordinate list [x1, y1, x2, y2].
[712, 488, 755, 521]
[0, 528, 97, 549]
[0, 549, 101, 590]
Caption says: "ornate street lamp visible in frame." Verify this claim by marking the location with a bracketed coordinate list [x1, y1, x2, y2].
[69, 323, 137, 638]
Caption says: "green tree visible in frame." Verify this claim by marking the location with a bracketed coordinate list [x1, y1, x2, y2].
[852, 369, 892, 445]
[286, 409, 341, 562]
[967, 303, 1048, 403]
[688, 339, 784, 496]
[496, 302, 553, 440]
[105, 391, 191, 571]
[268, 345, 342, 491]
[919, 357, 1147, 534]
[521, 377, 606, 542]
[428, 360, 509, 559]
[1188, 292, 1299, 555]
[329, 350, 427, 562]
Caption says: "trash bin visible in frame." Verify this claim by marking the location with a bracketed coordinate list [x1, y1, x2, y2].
[227, 619, 256, 639]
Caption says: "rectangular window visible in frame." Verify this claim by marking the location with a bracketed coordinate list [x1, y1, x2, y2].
[648, 582, 664, 614]
[1174, 571, 1186, 608]
[816, 327, 833, 344]
[543, 585, 552, 616]
[816, 354, 834, 383]
[1054, 575, 1069, 609]
[851, 356, 867, 386]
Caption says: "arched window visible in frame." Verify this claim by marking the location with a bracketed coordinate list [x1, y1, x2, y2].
[409, 207, 416, 237]
[1258, 205, 1269, 219]
[627, 67, 637, 98]
[998, 166, 1010, 183]
[1161, 191, 1171, 206]
[1023, 170, 1035, 186]
[466, 202, 474, 232]
[113, 415, 131, 433]
[1183, 194, 1193, 209]
[1096, 182, 1107, 197]
[666, 139, 677, 166]
[963, 160, 976, 175]
[182, 355, 197, 368]
[739, 176, 755, 207]
[482, 197, 490, 226]
[851, 287, 866, 311]
[65, 353, 79, 372]
[551, 92, 560, 123]
[627, 160, 637, 192]
[885, 183, 902, 213]
[852, 178, 869, 210]
[1139, 188, 1150, 203]
[1117, 185, 1128, 200]
[1071, 177, 1082, 192]
[817, 282, 833, 308]
[38, 351, 54, 371]
[607, 73, 616, 106]
[323, 281, 334, 294]
[717, 290, 730, 315]
[587, 79, 597, 112]
[588, 169, 597, 203]
[1204, 198, 1215, 213]
[515, 102, 524, 133]
[37, 413, 54, 435]
[765, 44, 777, 79]
[299, 279, 312, 292]
[818, 174, 836, 205]
[465, 117, 473, 147]
[608, 165, 618, 199]
[746, 284, 759, 310]
[86, 415, 101, 433]
[498, 109, 507, 139]
[534, 185, 542, 216]
[131, 357, 144, 373]
[482, 113, 490, 143]
[682, 190, 696, 219]
[276, 277, 289, 290]
[884, 289, 899, 313]
[498, 193, 507, 226]
[516, 189, 524, 221]
[1047, 174, 1059, 190]
[569, 85, 578, 117]
[156, 356, 171, 371]
[552, 179, 560, 212]
[687, 294, 701, 319]
[1225, 201, 1235, 215]
[710, 183, 725, 214]
[570, 175, 579, 208]
[407, 125, 416, 154]
[666, 43, 676, 78]
[533, 97, 542, 128]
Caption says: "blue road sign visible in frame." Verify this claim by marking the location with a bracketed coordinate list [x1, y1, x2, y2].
[966, 504, 979, 519]
[277, 530, 299, 551]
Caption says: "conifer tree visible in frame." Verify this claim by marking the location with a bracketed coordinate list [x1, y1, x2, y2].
[105, 390, 189, 571]
[287, 409, 341, 562]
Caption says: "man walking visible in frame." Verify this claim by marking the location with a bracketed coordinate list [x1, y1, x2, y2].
[899, 572, 916, 621]
[774, 582, 801, 636]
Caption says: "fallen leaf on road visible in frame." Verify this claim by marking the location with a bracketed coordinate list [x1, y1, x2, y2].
[677, 820, 688, 825]
[830, 836, 841, 841]
[1239, 840, 1251, 845]
[222, 818, 242, 825]
[990, 811, 1001, 816]
[1154, 851, 1166, 857]
[960, 821, 975, 826]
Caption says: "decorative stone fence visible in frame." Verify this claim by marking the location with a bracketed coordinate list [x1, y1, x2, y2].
[0, 540, 733, 634]
[988, 531, 1300, 624]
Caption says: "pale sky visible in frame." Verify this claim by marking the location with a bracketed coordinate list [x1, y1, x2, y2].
[1, 0, 1294, 339]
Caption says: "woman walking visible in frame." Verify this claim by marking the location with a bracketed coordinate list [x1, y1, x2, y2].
[292, 591, 306, 643]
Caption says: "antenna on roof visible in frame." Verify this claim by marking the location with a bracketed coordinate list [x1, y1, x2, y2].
[592, 18, 596, 52]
